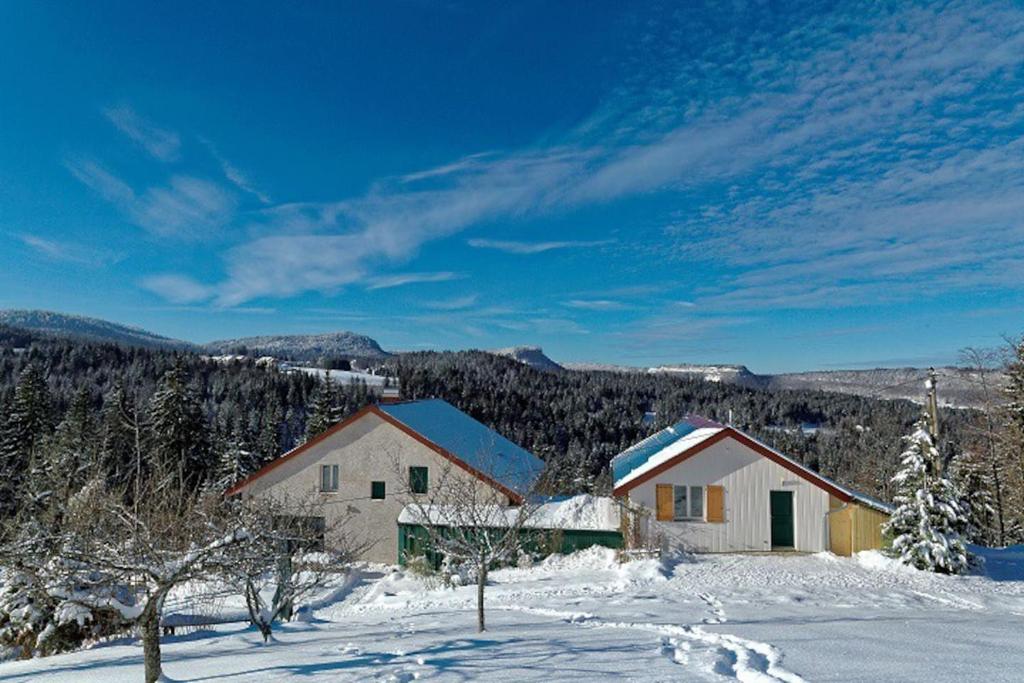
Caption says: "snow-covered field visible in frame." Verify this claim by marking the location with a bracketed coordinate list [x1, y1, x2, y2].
[3, 547, 1022, 682]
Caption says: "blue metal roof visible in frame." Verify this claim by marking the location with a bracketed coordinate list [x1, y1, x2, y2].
[378, 399, 545, 496]
[611, 416, 723, 485]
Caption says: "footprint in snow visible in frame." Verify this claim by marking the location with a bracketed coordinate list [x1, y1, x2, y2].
[698, 592, 727, 624]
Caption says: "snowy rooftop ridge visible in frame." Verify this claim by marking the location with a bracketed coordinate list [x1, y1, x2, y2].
[398, 494, 621, 531]
[611, 416, 725, 486]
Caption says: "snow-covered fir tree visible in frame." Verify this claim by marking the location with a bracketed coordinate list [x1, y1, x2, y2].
[951, 450, 998, 546]
[0, 364, 54, 517]
[147, 361, 210, 487]
[1003, 340, 1024, 543]
[884, 418, 970, 573]
[304, 379, 341, 441]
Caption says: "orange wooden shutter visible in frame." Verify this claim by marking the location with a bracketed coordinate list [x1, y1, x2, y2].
[655, 484, 673, 521]
[706, 485, 725, 523]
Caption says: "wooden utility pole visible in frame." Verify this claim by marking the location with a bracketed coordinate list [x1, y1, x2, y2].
[926, 367, 940, 439]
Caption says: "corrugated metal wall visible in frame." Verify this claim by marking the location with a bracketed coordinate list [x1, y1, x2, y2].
[628, 438, 831, 552]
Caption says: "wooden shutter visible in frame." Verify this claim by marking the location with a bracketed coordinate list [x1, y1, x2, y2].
[655, 484, 674, 521]
[706, 485, 725, 523]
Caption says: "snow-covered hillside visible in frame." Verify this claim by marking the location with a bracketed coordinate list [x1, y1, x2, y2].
[204, 332, 390, 362]
[3, 546, 1021, 682]
[491, 346, 564, 372]
[0, 309, 190, 349]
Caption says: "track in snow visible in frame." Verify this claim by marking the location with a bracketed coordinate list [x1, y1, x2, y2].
[506, 605, 804, 682]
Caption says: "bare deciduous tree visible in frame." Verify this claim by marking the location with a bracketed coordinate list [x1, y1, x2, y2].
[227, 495, 368, 642]
[399, 460, 539, 632]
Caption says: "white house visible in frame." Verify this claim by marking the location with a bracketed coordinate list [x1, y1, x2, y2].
[612, 417, 891, 555]
[227, 399, 545, 564]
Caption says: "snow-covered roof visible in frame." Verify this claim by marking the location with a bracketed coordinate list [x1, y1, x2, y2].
[378, 399, 545, 497]
[398, 494, 621, 532]
[612, 417, 892, 514]
[611, 416, 725, 488]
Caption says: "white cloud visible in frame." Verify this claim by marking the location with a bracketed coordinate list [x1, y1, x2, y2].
[140, 274, 214, 304]
[17, 234, 119, 267]
[103, 105, 181, 162]
[365, 272, 464, 291]
[562, 299, 629, 311]
[64, 157, 134, 204]
[467, 238, 615, 254]
[66, 157, 236, 240]
[423, 294, 479, 310]
[129, 175, 236, 239]
[201, 138, 272, 204]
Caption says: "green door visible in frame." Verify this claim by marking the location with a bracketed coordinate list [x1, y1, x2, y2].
[770, 491, 794, 548]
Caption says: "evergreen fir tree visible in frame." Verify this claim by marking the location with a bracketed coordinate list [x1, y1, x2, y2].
[256, 395, 283, 464]
[97, 381, 141, 491]
[148, 361, 209, 488]
[884, 418, 970, 573]
[305, 380, 340, 441]
[0, 364, 54, 517]
[1003, 340, 1024, 544]
[951, 450, 997, 546]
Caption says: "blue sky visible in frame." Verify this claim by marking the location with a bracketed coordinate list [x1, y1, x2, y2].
[3, 0, 1024, 372]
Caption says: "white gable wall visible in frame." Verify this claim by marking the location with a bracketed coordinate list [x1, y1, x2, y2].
[627, 437, 831, 552]
[237, 411, 509, 564]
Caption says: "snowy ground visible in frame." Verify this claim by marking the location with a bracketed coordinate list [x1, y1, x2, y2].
[3, 547, 1022, 682]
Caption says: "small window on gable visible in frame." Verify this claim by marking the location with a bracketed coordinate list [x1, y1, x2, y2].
[673, 485, 704, 521]
[409, 466, 428, 494]
[371, 481, 386, 500]
[320, 464, 339, 492]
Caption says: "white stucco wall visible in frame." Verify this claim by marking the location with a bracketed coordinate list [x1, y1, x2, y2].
[627, 437, 830, 552]
[237, 411, 508, 564]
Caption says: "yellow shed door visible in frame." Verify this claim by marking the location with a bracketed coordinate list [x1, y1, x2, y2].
[656, 484, 674, 521]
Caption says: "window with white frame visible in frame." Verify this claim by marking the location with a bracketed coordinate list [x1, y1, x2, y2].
[320, 464, 339, 492]
[673, 485, 704, 520]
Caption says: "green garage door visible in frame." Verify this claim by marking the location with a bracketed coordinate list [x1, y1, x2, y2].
[770, 491, 794, 549]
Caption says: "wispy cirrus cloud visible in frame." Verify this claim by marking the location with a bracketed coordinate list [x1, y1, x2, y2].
[365, 272, 464, 291]
[423, 294, 479, 310]
[65, 157, 236, 239]
[200, 137, 272, 205]
[17, 234, 120, 267]
[140, 274, 215, 304]
[103, 105, 181, 162]
[562, 299, 629, 311]
[467, 238, 615, 254]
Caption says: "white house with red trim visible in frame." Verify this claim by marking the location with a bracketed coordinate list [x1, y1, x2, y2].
[612, 417, 891, 555]
[227, 399, 545, 564]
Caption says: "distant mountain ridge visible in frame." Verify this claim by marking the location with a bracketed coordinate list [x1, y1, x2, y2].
[0, 310, 997, 406]
[565, 361, 999, 408]
[0, 309, 191, 350]
[205, 332, 390, 361]
[491, 346, 563, 372]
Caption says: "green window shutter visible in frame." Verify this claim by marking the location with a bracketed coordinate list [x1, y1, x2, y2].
[371, 481, 386, 500]
[409, 466, 428, 494]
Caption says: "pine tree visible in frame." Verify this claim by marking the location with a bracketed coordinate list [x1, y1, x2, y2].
[209, 435, 256, 492]
[148, 361, 210, 488]
[305, 380, 340, 441]
[884, 418, 970, 573]
[97, 381, 141, 491]
[951, 450, 997, 546]
[0, 364, 54, 517]
[1003, 340, 1024, 543]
